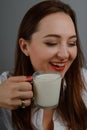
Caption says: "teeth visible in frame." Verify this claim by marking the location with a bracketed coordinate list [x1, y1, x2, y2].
[52, 63, 64, 67]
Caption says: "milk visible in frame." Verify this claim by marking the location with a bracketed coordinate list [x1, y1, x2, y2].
[33, 73, 62, 108]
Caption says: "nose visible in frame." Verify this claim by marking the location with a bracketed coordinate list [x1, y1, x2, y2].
[57, 44, 69, 60]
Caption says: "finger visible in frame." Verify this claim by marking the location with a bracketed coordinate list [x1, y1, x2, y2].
[21, 99, 32, 107]
[19, 91, 33, 99]
[8, 98, 32, 110]
[13, 99, 32, 109]
[17, 82, 33, 91]
[13, 90, 33, 99]
[6, 99, 21, 110]
[8, 76, 32, 82]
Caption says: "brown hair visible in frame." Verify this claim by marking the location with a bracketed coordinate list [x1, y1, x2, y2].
[12, 0, 87, 130]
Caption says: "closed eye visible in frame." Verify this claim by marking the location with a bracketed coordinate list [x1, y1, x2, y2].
[68, 42, 77, 46]
[44, 42, 57, 46]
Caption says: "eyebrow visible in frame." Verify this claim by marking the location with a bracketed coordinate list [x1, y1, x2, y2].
[43, 34, 77, 39]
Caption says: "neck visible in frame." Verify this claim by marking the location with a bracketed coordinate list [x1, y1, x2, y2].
[42, 109, 54, 130]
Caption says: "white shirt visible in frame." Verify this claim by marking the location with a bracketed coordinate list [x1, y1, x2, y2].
[32, 108, 68, 130]
[32, 68, 87, 130]
[0, 68, 87, 130]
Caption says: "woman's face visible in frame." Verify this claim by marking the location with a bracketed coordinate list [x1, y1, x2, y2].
[24, 12, 77, 77]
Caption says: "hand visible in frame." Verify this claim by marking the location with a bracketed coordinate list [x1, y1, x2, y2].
[0, 76, 33, 109]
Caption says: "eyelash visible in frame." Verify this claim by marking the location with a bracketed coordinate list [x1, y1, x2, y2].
[44, 42, 57, 46]
[44, 42, 77, 47]
[68, 42, 77, 46]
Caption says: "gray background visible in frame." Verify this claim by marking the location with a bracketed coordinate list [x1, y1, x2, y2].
[0, 0, 87, 73]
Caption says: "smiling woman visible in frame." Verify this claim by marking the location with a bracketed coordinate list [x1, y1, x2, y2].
[26, 12, 77, 77]
[0, 0, 87, 130]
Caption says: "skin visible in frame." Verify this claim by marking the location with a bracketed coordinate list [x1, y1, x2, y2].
[19, 12, 77, 129]
[0, 12, 77, 129]
[20, 12, 77, 77]
[0, 13, 77, 107]
[0, 76, 33, 109]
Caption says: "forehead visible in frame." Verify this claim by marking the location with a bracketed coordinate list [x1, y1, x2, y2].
[37, 12, 76, 36]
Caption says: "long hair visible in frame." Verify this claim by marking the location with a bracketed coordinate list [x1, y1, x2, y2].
[12, 0, 87, 130]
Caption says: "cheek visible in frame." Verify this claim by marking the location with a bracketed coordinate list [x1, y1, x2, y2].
[29, 45, 46, 67]
[30, 49, 46, 60]
[73, 48, 77, 59]
[71, 47, 77, 60]
[29, 44, 53, 60]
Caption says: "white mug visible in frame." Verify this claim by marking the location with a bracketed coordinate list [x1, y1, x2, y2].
[32, 72, 62, 109]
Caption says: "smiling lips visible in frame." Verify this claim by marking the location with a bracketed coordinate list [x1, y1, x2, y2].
[50, 62, 65, 71]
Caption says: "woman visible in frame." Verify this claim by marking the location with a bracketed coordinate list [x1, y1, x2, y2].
[0, 0, 87, 130]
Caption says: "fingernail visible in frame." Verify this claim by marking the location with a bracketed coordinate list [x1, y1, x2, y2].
[26, 76, 32, 80]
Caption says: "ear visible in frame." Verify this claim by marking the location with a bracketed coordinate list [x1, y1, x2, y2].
[19, 38, 29, 56]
